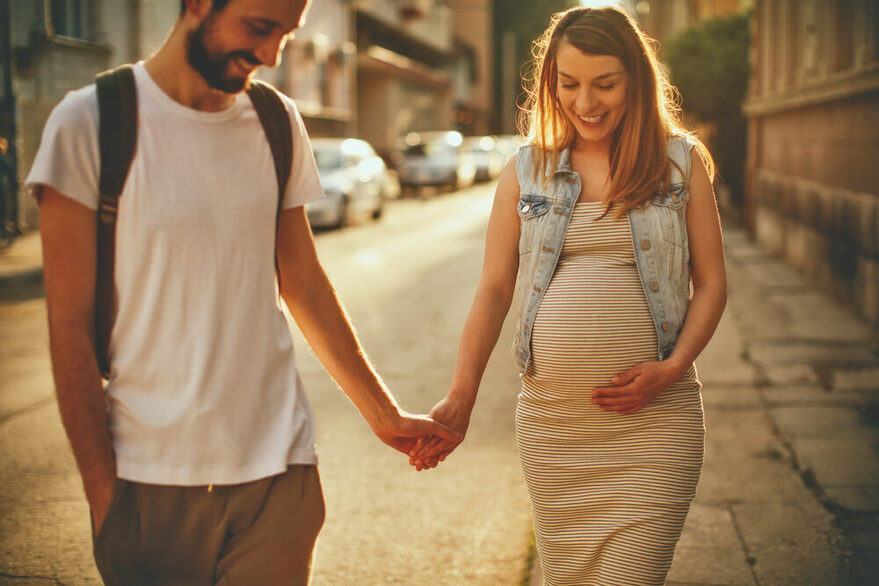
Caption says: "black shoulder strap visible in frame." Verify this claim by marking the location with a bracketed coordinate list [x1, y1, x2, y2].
[94, 64, 137, 379]
[246, 79, 294, 287]
[246, 80, 293, 218]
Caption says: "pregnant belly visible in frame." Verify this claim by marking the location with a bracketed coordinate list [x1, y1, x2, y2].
[525, 260, 658, 391]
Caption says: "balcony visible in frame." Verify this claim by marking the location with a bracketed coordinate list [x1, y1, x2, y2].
[353, 0, 452, 54]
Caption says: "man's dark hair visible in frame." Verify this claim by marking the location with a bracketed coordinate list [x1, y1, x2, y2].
[180, 0, 232, 16]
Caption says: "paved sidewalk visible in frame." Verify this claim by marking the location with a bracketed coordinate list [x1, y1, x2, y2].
[530, 228, 879, 585]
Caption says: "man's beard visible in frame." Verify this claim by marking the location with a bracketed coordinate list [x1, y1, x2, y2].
[186, 14, 260, 93]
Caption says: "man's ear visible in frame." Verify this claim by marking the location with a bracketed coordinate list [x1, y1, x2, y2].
[183, 0, 212, 20]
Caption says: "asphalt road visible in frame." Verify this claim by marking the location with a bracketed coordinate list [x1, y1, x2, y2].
[0, 182, 534, 585]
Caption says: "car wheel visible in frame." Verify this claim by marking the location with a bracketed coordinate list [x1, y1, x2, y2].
[334, 196, 349, 228]
[447, 172, 459, 193]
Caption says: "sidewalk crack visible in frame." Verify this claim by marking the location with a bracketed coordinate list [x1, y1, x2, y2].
[0, 395, 55, 425]
[0, 571, 65, 585]
[726, 503, 761, 586]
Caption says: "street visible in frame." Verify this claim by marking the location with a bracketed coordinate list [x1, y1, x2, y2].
[1, 182, 877, 585]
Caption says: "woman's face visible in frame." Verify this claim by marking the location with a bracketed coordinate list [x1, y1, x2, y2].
[555, 40, 628, 149]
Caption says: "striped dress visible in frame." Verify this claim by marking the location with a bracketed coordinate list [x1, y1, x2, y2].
[516, 201, 704, 586]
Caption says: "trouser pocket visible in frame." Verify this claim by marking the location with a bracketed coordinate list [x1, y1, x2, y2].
[93, 479, 140, 586]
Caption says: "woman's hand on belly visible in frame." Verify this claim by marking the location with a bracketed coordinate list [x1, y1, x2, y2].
[591, 360, 686, 415]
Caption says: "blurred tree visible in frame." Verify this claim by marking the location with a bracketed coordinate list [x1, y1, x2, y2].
[493, 0, 577, 133]
[663, 13, 751, 212]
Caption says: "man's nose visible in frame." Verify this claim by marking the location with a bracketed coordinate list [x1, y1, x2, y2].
[255, 38, 285, 68]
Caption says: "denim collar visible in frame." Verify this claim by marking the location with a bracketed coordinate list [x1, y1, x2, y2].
[554, 147, 573, 175]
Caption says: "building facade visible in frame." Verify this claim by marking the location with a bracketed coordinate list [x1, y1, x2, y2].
[353, 0, 455, 158]
[1, 0, 490, 234]
[635, 0, 748, 41]
[259, 0, 357, 138]
[744, 0, 879, 326]
[1, 0, 359, 232]
[450, 0, 493, 136]
[1, 0, 187, 232]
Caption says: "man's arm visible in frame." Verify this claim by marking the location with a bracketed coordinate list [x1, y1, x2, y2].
[276, 206, 461, 453]
[38, 186, 116, 529]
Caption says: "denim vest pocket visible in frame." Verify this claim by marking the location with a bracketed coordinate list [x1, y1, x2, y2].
[652, 183, 688, 247]
[517, 194, 552, 254]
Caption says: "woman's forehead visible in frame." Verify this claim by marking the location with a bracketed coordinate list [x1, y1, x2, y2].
[555, 44, 624, 77]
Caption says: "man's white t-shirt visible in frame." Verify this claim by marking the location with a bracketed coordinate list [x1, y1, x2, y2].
[26, 62, 324, 486]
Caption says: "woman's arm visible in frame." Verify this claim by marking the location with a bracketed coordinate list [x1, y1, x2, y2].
[592, 149, 727, 414]
[410, 157, 522, 468]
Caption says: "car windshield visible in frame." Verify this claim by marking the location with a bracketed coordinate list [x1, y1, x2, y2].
[314, 148, 342, 170]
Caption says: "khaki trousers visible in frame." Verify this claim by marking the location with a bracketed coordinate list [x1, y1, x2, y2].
[93, 465, 325, 585]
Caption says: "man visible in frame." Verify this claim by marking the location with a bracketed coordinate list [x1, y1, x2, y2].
[26, 0, 458, 583]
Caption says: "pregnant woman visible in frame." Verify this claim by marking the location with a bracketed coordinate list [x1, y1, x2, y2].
[411, 6, 727, 585]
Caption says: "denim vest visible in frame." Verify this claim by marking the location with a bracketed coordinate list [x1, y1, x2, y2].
[512, 136, 694, 375]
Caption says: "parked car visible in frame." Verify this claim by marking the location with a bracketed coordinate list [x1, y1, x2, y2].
[306, 138, 387, 228]
[394, 131, 477, 194]
[463, 135, 505, 182]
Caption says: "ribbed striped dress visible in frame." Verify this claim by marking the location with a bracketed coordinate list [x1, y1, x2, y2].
[516, 201, 705, 586]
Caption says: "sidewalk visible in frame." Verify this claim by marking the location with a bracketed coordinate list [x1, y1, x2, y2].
[530, 227, 879, 585]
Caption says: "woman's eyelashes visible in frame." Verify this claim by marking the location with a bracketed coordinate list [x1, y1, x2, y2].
[558, 82, 618, 91]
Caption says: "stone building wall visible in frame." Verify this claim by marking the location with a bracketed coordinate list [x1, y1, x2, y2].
[745, 0, 879, 326]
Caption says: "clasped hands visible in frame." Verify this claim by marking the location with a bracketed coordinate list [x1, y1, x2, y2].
[406, 360, 684, 470]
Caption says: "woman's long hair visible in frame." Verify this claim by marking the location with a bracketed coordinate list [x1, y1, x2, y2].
[519, 6, 714, 216]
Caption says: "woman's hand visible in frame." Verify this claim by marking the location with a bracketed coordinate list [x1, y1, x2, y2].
[591, 360, 685, 415]
[370, 409, 464, 457]
[408, 394, 473, 471]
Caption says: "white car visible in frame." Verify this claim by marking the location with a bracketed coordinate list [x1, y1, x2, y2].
[394, 131, 477, 194]
[307, 138, 387, 228]
[463, 135, 505, 182]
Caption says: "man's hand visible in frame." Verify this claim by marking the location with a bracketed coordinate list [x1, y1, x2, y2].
[370, 410, 463, 458]
[88, 474, 117, 536]
[408, 395, 472, 471]
[591, 360, 684, 415]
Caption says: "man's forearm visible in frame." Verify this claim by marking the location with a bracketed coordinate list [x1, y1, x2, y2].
[282, 268, 399, 429]
[48, 326, 116, 509]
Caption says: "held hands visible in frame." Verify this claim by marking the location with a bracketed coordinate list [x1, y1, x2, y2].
[370, 408, 464, 458]
[591, 360, 685, 415]
[407, 394, 472, 471]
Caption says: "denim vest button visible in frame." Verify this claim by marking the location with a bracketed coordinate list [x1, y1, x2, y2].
[661, 322, 669, 332]
[640, 239, 651, 250]
[521, 204, 530, 213]
[649, 281, 660, 292]
[567, 176, 578, 184]
[671, 194, 680, 203]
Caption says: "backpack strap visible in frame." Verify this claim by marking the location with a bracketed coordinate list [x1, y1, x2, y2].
[94, 64, 137, 379]
[246, 80, 293, 284]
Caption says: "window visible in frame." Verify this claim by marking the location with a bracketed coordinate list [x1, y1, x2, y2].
[51, 0, 89, 40]
[830, 0, 853, 71]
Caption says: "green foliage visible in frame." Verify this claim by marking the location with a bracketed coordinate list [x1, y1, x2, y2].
[664, 13, 751, 207]
[493, 0, 577, 131]
[663, 13, 751, 121]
